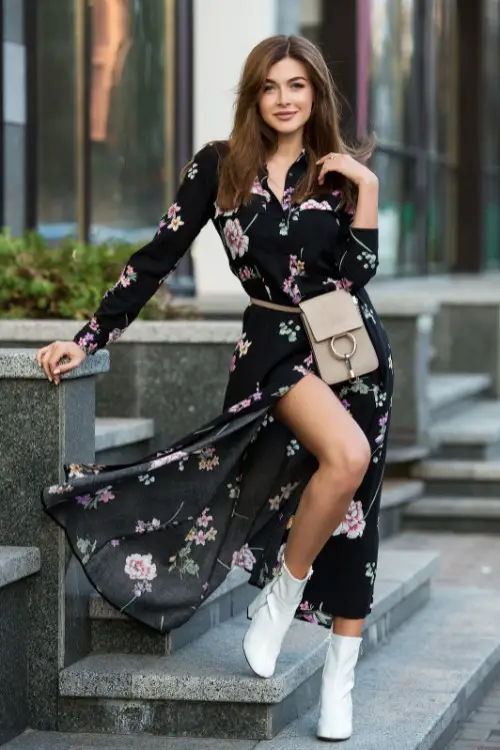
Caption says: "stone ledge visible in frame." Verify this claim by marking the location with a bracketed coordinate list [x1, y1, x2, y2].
[94, 418, 155, 453]
[0, 348, 109, 379]
[0, 320, 242, 345]
[0, 546, 40, 589]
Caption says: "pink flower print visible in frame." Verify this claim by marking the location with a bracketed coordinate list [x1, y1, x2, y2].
[96, 486, 115, 504]
[282, 187, 295, 209]
[224, 219, 249, 260]
[133, 580, 153, 598]
[197, 509, 213, 528]
[110, 539, 120, 547]
[337, 278, 353, 291]
[252, 385, 263, 402]
[231, 543, 257, 572]
[341, 399, 351, 411]
[194, 530, 207, 546]
[118, 265, 137, 288]
[375, 412, 389, 445]
[89, 317, 99, 332]
[229, 354, 237, 373]
[197, 448, 220, 471]
[228, 397, 253, 414]
[333, 500, 366, 539]
[76, 494, 92, 507]
[202, 582, 209, 592]
[167, 202, 181, 219]
[124, 553, 157, 582]
[300, 199, 332, 211]
[251, 178, 271, 202]
[157, 217, 168, 234]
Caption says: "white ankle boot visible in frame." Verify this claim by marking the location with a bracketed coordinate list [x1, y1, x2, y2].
[317, 633, 362, 741]
[242, 560, 313, 678]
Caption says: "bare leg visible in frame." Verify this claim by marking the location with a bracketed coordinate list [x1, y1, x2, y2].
[333, 617, 364, 637]
[274, 373, 371, 581]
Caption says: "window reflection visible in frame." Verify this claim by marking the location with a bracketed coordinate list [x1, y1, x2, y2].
[36, 0, 77, 240]
[89, 0, 167, 244]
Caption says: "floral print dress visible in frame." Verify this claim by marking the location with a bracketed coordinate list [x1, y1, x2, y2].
[42, 142, 393, 632]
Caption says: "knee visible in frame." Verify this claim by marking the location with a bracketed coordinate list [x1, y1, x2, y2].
[323, 437, 371, 494]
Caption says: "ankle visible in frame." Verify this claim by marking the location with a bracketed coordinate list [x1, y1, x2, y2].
[282, 557, 311, 582]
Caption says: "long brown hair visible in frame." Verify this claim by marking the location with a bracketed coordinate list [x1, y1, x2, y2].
[215, 34, 375, 212]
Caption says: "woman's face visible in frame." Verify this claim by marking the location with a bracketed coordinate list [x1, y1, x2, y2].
[258, 56, 314, 136]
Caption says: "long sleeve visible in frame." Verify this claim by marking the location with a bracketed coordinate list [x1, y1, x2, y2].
[74, 143, 219, 354]
[333, 207, 379, 290]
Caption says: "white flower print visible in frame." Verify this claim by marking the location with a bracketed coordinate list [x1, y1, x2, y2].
[279, 320, 301, 343]
[139, 474, 155, 486]
[227, 480, 241, 500]
[268, 495, 281, 511]
[224, 219, 249, 259]
[107, 327, 125, 344]
[365, 561, 376, 585]
[357, 249, 377, 269]
[232, 543, 257, 572]
[76, 537, 97, 565]
[168, 216, 185, 232]
[332, 500, 366, 539]
[388, 354, 393, 371]
[187, 162, 198, 179]
[286, 439, 300, 456]
[47, 483, 73, 495]
[214, 202, 237, 219]
[135, 518, 161, 534]
[149, 450, 189, 471]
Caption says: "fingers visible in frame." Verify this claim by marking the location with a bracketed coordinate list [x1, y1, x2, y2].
[316, 152, 338, 185]
[36, 342, 81, 385]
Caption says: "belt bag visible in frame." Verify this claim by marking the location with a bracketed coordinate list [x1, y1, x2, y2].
[298, 290, 379, 385]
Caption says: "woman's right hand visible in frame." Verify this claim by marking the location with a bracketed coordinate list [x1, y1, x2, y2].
[36, 341, 87, 385]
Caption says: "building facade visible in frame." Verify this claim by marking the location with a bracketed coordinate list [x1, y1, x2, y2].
[1, 0, 499, 298]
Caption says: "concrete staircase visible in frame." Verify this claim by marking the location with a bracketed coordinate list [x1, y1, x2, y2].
[7, 548, 439, 745]
[0, 547, 41, 746]
[404, 373, 500, 532]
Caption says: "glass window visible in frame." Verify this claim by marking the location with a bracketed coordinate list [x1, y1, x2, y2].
[36, 0, 77, 240]
[89, 0, 169, 244]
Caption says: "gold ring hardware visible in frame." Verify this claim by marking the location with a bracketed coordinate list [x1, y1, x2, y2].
[330, 332, 357, 361]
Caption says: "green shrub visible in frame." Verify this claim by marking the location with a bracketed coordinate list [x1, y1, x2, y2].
[0, 231, 199, 320]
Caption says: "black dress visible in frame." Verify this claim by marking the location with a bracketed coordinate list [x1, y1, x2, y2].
[42, 142, 394, 632]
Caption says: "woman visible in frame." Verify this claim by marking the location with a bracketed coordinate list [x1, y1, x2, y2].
[38, 35, 393, 742]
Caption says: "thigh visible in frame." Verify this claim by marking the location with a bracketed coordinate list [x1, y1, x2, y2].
[273, 373, 370, 464]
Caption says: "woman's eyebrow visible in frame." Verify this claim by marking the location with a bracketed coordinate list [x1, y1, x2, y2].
[265, 76, 308, 84]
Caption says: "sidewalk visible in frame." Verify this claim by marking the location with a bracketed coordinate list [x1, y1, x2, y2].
[384, 531, 500, 750]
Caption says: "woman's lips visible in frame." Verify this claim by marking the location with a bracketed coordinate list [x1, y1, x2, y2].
[274, 112, 297, 120]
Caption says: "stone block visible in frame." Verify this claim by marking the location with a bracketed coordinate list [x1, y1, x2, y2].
[0, 348, 109, 730]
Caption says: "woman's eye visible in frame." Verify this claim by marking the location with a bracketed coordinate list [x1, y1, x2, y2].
[263, 85, 274, 93]
[291, 82, 305, 89]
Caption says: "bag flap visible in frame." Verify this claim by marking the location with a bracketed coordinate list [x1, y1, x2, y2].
[299, 290, 363, 342]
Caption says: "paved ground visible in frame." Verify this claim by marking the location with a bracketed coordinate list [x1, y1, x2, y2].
[385, 531, 500, 750]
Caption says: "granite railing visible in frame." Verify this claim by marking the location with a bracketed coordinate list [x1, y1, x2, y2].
[0, 348, 109, 731]
[0, 301, 437, 451]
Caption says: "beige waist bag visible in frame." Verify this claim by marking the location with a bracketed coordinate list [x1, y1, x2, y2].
[298, 290, 379, 385]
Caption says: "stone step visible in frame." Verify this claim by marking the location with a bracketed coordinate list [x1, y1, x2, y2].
[2, 732, 254, 750]
[412, 459, 500, 497]
[428, 373, 491, 421]
[430, 399, 500, 460]
[57, 548, 439, 741]
[403, 496, 500, 533]
[89, 567, 253, 655]
[0, 546, 40, 589]
[379, 479, 424, 539]
[258, 586, 500, 750]
[94, 417, 155, 464]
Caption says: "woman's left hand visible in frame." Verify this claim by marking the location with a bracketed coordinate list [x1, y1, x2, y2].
[317, 152, 378, 187]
